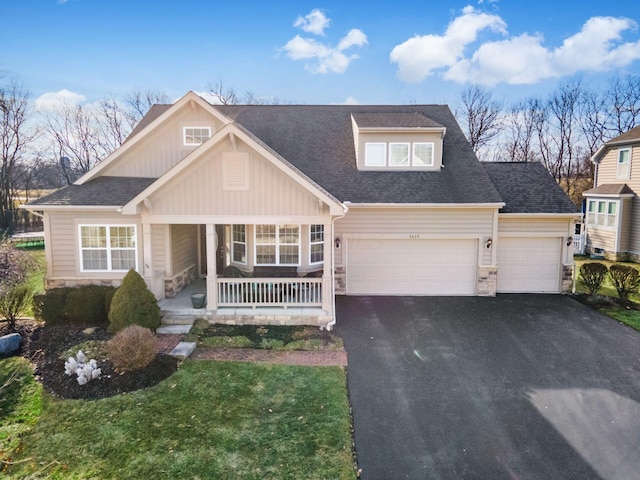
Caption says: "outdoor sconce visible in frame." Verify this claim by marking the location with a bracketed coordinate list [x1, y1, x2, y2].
[485, 238, 493, 249]
[335, 236, 342, 249]
[566, 236, 573, 247]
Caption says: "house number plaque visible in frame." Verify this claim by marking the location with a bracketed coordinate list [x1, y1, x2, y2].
[409, 234, 420, 239]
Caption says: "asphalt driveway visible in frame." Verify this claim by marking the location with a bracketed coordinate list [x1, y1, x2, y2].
[335, 295, 640, 480]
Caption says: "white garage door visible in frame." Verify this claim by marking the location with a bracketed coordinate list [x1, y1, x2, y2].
[497, 237, 562, 293]
[346, 238, 477, 295]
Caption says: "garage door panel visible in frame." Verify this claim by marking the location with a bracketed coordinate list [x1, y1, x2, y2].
[347, 238, 477, 295]
[497, 237, 561, 293]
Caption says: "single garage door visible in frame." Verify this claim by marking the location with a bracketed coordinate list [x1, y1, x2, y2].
[346, 238, 477, 295]
[497, 237, 561, 293]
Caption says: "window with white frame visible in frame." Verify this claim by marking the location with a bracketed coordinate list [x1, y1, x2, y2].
[617, 147, 631, 179]
[79, 225, 137, 272]
[587, 200, 618, 228]
[310, 225, 324, 264]
[231, 224, 246, 264]
[255, 224, 300, 265]
[183, 127, 211, 146]
[364, 141, 434, 167]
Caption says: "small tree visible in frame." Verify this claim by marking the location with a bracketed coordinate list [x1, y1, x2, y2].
[0, 282, 32, 332]
[108, 269, 160, 333]
[579, 262, 609, 296]
[608, 264, 640, 302]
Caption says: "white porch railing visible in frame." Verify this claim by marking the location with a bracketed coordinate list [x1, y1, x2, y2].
[573, 233, 585, 255]
[217, 277, 323, 308]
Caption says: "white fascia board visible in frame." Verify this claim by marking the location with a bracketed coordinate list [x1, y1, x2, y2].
[344, 202, 505, 209]
[498, 213, 582, 219]
[582, 193, 635, 199]
[75, 92, 232, 185]
[590, 145, 607, 164]
[20, 204, 123, 212]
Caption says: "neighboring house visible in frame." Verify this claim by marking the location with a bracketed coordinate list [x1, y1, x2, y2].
[24, 92, 579, 328]
[583, 125, 640, 261]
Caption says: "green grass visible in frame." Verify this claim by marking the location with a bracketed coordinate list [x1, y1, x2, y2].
[598, 307, 640, 331]
[574, 256, 640, 302]
[4, 360, 356, 480]
[1, 356, 44, 466]
[24, 248, 46, 318]
[186, 320, 344, 351]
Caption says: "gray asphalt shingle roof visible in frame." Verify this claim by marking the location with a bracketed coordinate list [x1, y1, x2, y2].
[583, 184, 635, 195]
[481, 162, 579, 214]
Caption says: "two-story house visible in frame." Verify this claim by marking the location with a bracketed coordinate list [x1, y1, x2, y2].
[25, 92, 579, 328]
[583, 125, 640, 260]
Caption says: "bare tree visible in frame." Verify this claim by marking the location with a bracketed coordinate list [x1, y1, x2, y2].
[206, 80, 281, 105]
[498, 97, 543, 163]
[457, 86, 502, 161]
[0, 81, 35, 231]
[605, 75, 640, 137]
[124, 88, 171, 126]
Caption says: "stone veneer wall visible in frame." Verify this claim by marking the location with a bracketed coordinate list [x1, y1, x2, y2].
[562, 264, 573, 294]
[211, 312, 333, 328]
[334, 266, 346, 295]
[477, 266, 497, 297]
[164, 264, 197, 298]
[45, 277, 122, 289]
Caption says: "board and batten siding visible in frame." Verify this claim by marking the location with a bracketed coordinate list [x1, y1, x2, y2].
[151, 224, 167, 275]
[170, 224, 198, 274]
[148, 140, 326, 218]
[497, 217, 574, 264]
[335, 207, 496, 266]
[101, 105, 224, 179]
[45, 210, 142, 279]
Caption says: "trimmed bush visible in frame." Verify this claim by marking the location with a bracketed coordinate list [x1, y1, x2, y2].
[0, 282, 32, 332]
[609, 264, 640, 301]
[33, 287, 72, 324]
[107, 325, 157, 373]
[579, 262, 609, 296]
[65, 285, 116, 324]
[108, 269, 160, 333]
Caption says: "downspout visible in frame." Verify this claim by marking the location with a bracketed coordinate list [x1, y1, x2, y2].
[325, 203, 349, 331]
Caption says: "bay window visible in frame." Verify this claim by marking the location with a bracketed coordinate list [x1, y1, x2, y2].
[231, 225, 246, 264]
[587, 200, 618, 228]
[255, 224, 300, 265]
[80, 225, 137, 272]
[310, 225, 324, 264]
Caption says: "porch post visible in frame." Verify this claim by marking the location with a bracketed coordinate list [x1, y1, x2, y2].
[205, 224, 218, 311]
[322, 222, 333, 313]
[141, 223, 157, 298]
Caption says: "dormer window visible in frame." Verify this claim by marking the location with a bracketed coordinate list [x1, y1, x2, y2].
[413, 143, 434, 166]
[365, 143, 386, 166]
[183, 127, 211, 146]
[365, 141, 435, 168]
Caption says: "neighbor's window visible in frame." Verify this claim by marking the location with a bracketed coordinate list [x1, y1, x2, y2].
[617, 147, 631, 179]
[255, 224, 300, 265]
[364, 143, 386, 167]
[231, 224, 246, 264]
[183, 127, 211, 146]
[80, 225, 137, 272]
[310, 224, 324, 264]
[587, 200, 618, 228]
[413, 142, 434, 166]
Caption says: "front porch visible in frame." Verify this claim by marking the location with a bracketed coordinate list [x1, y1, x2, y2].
[159, 278, 334, 327]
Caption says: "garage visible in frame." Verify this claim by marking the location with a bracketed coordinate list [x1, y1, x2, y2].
[346, 238, 478, 295]
[497, 237, 562, 293]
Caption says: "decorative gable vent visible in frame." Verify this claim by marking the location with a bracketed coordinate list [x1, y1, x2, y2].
[223, 152, 249, 190]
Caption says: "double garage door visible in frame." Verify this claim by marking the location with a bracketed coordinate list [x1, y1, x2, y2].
[347, 238, 478, 295]
[346, 236, 563, 295]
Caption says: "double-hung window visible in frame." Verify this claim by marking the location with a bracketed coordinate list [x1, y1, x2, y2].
[617, 148, 631, 179]
[80, 225, 137, 272]
[183, 127, 211, 146]
[587, 200, 617, 228]
[310, 225, 324, 264]
[255, 224, 300, 265]
[231, 225, 246, 264]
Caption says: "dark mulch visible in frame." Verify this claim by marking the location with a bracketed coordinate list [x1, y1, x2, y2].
[192, 323, 340, 348]
[1, 319, 179, 401]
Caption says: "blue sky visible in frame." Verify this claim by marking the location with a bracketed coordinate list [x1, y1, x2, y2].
[2, 0, 640, 110]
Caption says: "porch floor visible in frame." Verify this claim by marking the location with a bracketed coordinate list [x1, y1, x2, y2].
[158, 278, 328, 318]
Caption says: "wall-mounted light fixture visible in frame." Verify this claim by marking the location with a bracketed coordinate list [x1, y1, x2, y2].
[485, 238, 493, 249]
[566, 236, 573, 247]
[335, 236, 342, 249]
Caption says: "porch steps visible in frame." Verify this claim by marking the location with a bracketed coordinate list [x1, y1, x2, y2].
[157, 324, 193, 335]
[161, 316, 197, 326]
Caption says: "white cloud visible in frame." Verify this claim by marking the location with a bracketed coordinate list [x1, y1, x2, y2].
[391, 6, 640, 86]
[294, 9, 330, 35]
[337, 96, 360, 105]
[282, 10, 367, 74]
[34, 89, 86, 111]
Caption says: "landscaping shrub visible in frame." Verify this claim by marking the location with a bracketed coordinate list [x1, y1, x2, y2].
[32, 287, 72, 324]
[65, 285, 116, 324]
[609, 264, 640, 301]
[108, 269, 160, 333]
[0, 282, 32, 331]
[579, 262, 609, 296]
[107, 325, 157, 373]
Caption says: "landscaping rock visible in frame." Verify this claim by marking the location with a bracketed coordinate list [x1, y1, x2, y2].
[0, 332, 22, 354]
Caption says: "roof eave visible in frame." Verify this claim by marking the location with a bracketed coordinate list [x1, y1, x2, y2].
[344, 202, 505, 209]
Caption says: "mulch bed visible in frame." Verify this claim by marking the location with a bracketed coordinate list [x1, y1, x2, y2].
[2, 319, 179, 400]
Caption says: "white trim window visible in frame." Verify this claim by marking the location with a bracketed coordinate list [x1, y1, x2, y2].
[617, 147, 631, 179]
[183, 126, 211, 146]
[587, 200, 617, 228]
[231, 224, 246, 264]
[310, 225, 324, 264]
[364, 141, 435, 167]
[413, 142, 434, 166]
[79, 225, 137, 272]
[389, 143, 410, 166]
[255, 224, 300, 265]
[364, 142, 386, 167]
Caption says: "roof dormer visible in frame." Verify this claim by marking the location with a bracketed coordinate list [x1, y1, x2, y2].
[351, 112, 446, 171]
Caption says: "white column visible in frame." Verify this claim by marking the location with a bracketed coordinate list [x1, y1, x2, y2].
[142, 223, 157, 297]
[321, 222, 333, 313]
[206, 224, 218, 310]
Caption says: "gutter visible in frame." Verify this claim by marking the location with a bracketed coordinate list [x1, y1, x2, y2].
[325, 202, 349, 331]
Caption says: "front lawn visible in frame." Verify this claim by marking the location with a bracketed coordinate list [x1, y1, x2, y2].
[3, 360, 356, 479]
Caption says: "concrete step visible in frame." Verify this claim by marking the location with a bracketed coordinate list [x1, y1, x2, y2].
[161, 316, 196, 326]
[169, 341, 197, 360]
[156, 324, 193, 335]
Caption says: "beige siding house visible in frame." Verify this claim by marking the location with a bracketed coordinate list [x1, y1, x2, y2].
[584, 126, 640, 260]
[25, 92, 579, 328]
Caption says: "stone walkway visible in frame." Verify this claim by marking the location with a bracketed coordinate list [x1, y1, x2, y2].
[156, 334, 348, 367]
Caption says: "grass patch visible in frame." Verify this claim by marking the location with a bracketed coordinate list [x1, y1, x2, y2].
[186, 321, 344, 351]
[0, 356, 43, 465]
[598, 307, 640, 331]
[5, 360, 355, 479]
